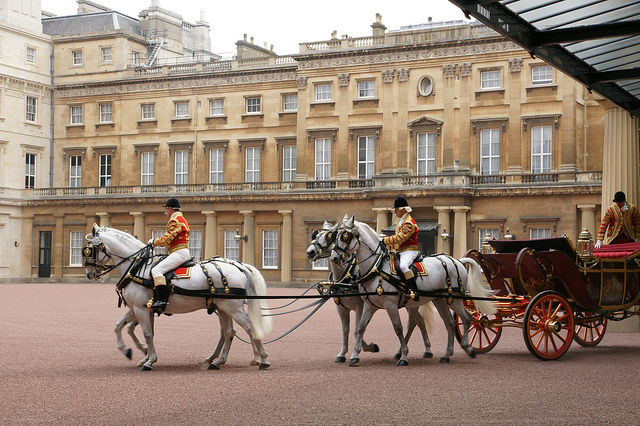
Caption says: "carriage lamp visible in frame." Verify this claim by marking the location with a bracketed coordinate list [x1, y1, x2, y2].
[577, 227, 594, 260]
[481, 233, 493, 254]
[440, 227, 449, 241]
[234, 229, 248, 243]
[504, 228, 514, 240]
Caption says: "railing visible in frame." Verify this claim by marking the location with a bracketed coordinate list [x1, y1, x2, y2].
[521, 173, 558, 184]
[470, 175, 506, 185]
[134, 55, 297, 78]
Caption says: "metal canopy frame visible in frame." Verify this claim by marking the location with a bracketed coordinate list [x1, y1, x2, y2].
[448, 0, 640, 117]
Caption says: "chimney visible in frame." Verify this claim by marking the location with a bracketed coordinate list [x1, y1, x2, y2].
[331, 30, 337, 39]
[371, 13, 386, 37]
[428, 16, 432, 23]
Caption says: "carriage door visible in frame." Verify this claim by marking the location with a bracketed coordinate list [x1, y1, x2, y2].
[38, 231, 52, 278]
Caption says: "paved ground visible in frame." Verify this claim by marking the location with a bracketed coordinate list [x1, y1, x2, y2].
[2, 283, 640, 425]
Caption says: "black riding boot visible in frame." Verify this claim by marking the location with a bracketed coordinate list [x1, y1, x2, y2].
[150, 284, 169, 314]
[405, 276, 420, 301]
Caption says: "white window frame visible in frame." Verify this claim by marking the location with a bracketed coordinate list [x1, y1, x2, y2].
[99, 103, 112, 123]
[313, 256, 329, 270]
[25, 153, 36, 189]
[72, 50, 83, 66]
[101, 47, 112, 64]
[315, 84, 332, 101]
[70, 155, 82, 187]
[209, 148, 224, 184]
[26, 46, 36, 63]
[70, 231, 84, 266]
[175, 150, 189, 184]
[530, 228, 552, 239]
[209, 99, 224, 116]
[26, 96, 37, 122]
[315, 138, 331, 181]
[283, 145, 296, 182]
[481, 70, 500, 89]
[70, 105, 83, 125]
[189, 230, 203, 261]
[224, 230, 240, 261]
[131, 50, 140, 65]
[531, 125, 552, 174]
[246, 97, 261, 114]
[417, 132, 435, 175]
[175, 101, 189, 118]
[478, 228, 500, 250]
[283, 94, 298, 111]
[99, 154, 112, 187]
[152, 230, 167, 255]
[245, 147, 260, 182]
[480, 128, 500, 175]
[358, 136, 375, 179]
[141, 104, 155, 120]
[532, 65, 553, 85]
[358, 80, 375, 98]
[141, 151, 154, 186]
[262, 230, 279, 269]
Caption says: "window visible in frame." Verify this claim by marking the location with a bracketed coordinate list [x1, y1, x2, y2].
[417, 132, 435, 175]
[480, 129, 500, 175]
[70, 231, 83, 266]
[175, 150, 188, 184]
[246, 97, 261, 114]
[70, 155, 82, 187]
[313, 257, 329, 270]
[152, 230, 167, 255]
[224, 230, 240, 261]
[418, 75, 434, 96]
[531, 125, 552, 173]
[26, 47, 36, 63]
[99, 154, 111, 187]
[283, 94, 298, 111]
[25, 153, 36, 188]
[315, 138, 331, 180]
[481, 70, 500, 89]
[189, 230, 202, 261]
[131, 50, 140, 65]
[283, 145, 296, 182]
[478, 228, 499, 250]
[70, 105, 83, 124]
[263, 230, 278, 269]
[315, 84, 332, 101]
[99, 104, 112, 123]
[175, 101, 189, 118]
[530, 228, 551, 239]
[532, 66, 553, 85]
[141, 104, 155, 120]
[141, 152, 154, 185]
[26, 96, 36, 122]
[245, 147, 260, 182]
[209, 149, 223, 183]
[358, 136, 375, 179]
[210, 99, 224, 116]
[102, 47, 112, 63]
[358, 80, 375, 98]
[72, 50, 82, 66]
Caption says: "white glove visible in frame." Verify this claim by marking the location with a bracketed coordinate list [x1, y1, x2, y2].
[594, 240, 603, 249]
[147, 238, 155, 246]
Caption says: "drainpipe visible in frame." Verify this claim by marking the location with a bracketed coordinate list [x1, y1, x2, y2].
[49, 50, 54, 187]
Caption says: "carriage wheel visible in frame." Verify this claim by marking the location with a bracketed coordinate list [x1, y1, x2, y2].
[522, 291, 574, 360]
[453, 311, 502, 354]
[573, 312, 607, 347]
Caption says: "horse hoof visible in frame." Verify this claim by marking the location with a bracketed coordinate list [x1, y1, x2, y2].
[439, 357, 450, 364]
[258, 363, 270, 370]
[370, 344, 380, 353]
[348, 358, 360, 367]
[394, 353, 401, 360]
[124, 348, 132, 360]
[396, 359, 409, 366]
[423, 352, 434, 359]
[249, 360, 260, 366]
[140, 365, 152, 371]
[208, 363, 220, 370]
[334, 356, 346, 363]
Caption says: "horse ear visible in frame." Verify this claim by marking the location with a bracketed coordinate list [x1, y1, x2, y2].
[342, 213, 349, 222]
[322, 220, 331, 229]
[92, 223, 99, 236]
[346, 215, 355, 227]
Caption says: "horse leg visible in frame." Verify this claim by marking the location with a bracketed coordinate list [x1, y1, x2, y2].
[355, 301, 379, 354]
[432, 298, 457, 363]
[126, 319, 147, 355]
[450, 300, 476, 358]
[335, 305, 350, 363]
[207, 311, 237, 370]
[114, 310, 136, 360]
[385, 306, 409, 366]
[400, 307, 433, 360]
[132, 306, 157, 371]
[225, 306, 270, 370]
[349, 303, 376, 366]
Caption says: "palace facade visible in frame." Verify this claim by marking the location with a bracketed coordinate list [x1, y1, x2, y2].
[2, 0, 632, 290]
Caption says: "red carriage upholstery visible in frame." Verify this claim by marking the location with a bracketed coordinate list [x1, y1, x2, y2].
[593, 242, 640, 259]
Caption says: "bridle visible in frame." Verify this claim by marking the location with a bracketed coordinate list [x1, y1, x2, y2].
[83, 234, 147, 280]
[309, 228, 336, 262]
[333, 227, 384, 265]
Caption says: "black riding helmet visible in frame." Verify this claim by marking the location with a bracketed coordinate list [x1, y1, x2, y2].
[164, 197, 180, 210]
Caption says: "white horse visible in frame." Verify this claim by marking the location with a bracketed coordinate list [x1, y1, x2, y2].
[331, 215, 496, 366]
[306, 218, 437, 362]
[84, 224, 272, 371]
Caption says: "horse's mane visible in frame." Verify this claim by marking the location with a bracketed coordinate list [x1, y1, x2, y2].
[101, 227, 145, 249]
[355, 220, 381, 243]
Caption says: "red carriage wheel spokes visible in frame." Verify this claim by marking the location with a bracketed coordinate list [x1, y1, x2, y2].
[453, 311, 502, 354]
[573, 312, 607, 347]
[523, 291, 574, 360]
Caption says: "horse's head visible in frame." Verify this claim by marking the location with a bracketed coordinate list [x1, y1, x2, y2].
[331, 215, 360, 264]
[306, 220, 339, 261]
[83, 224, 145, 280]
[83, 224, 110, 280]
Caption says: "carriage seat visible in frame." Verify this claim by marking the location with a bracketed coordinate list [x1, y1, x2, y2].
[592, 242, 640, 259]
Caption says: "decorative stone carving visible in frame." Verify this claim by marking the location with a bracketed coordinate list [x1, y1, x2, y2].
[460, 62, 472, 77]
[382, 69, 395, 83]
[296, 76, 307, 90]
[397, 68, 410, 82]
[509, 57, 523, 73]
[442, 64, 456, 78]
[338, 73, 350, 87]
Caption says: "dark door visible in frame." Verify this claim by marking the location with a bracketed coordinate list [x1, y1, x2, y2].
[38, 231, 52, 278]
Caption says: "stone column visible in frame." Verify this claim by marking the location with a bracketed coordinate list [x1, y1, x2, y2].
[21, 214, 34, 279]
[434, 206, 451, 254]
[85, 213, 96, 235]
[577, 204, 596, 240]
[130, 212, 145, 241]
[202, 211, 218, 259]
[96, 212, 111, 228]
[53, 213, 64, 279]
[373, 207, 389, 233]
[602, 105, 639, 206]
[279, 210, 293, 283]
[239, 210, 255, 265]
[452, 206, 471, 258]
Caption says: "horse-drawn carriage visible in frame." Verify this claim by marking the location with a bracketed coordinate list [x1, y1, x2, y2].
[463, 233, 640, 360]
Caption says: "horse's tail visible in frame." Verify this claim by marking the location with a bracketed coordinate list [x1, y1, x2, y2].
[243, 263, 273, 340]
[418, 302, 437, 335]
[460, 258, 497, 315]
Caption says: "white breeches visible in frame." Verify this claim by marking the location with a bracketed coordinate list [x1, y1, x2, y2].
[398, 250, 419, 273]
[151, 248, 191, 278]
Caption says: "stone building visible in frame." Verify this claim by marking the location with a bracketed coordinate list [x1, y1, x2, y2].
[1, 1, 618, 289]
